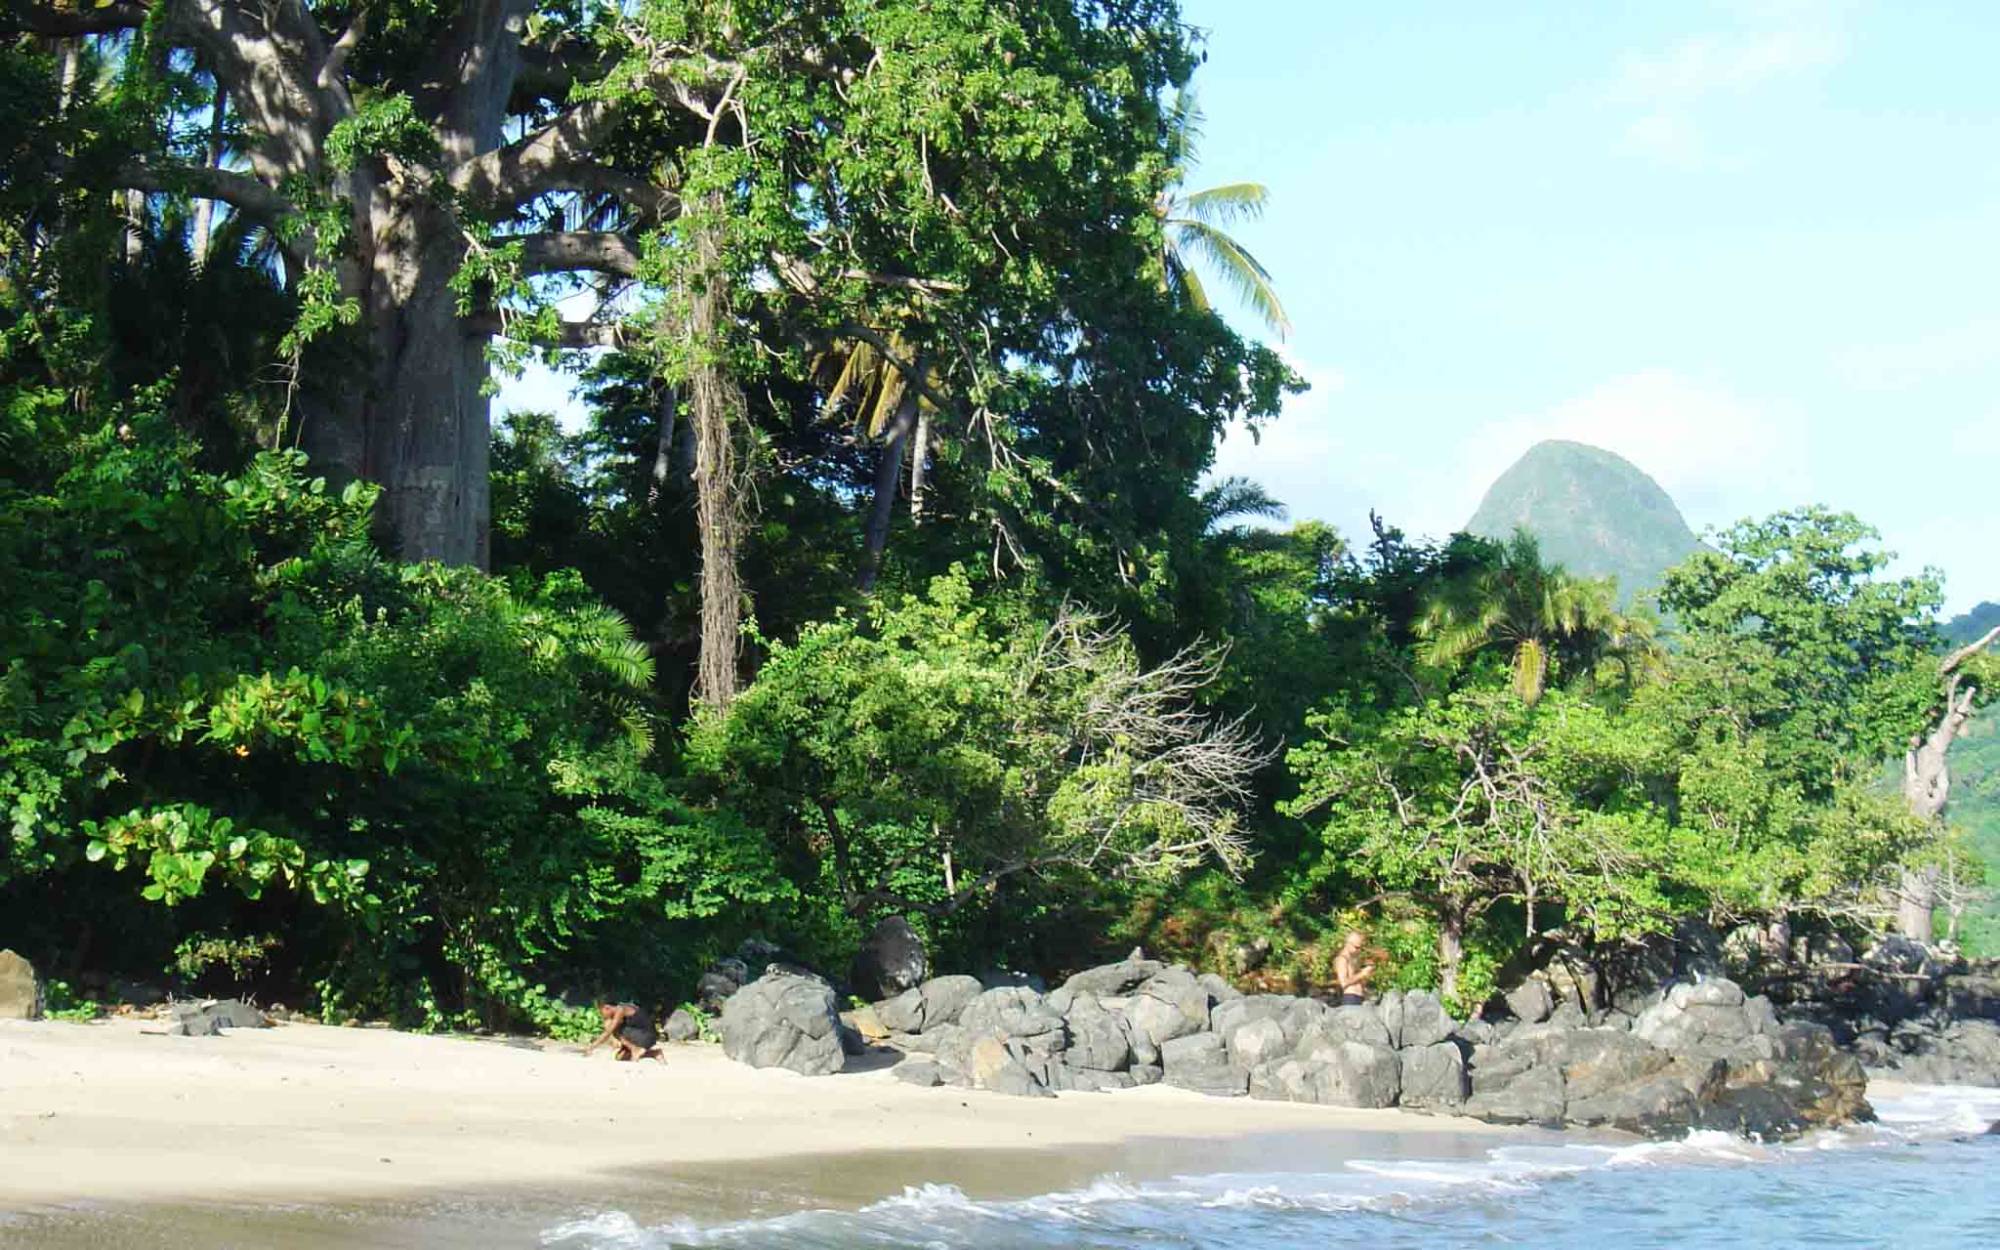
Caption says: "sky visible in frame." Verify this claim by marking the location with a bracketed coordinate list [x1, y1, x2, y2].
[1178, 0, 1998, 613]
[498, 0, 1998, 614]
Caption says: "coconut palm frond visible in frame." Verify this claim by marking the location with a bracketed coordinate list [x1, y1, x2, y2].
[1167, 219, 1291, 340]
[1180, 182, 1271, 227]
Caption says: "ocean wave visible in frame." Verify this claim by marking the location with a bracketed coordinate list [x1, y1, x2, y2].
[539, 1084, 2000, 1249]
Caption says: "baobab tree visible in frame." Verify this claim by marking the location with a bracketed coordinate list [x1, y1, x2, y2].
[1898, 624, 2000, 942]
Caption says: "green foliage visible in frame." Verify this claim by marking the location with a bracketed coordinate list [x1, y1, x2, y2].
[0, 400, 782, 1026]
[41, 978, 106, 1022]
[687, 569, 1266, 969]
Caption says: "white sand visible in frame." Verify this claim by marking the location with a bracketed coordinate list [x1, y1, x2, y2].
[0, 1015, 1505, 1207]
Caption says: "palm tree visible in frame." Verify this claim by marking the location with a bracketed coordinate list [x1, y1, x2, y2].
[1157, 92, 1291, 340]
[1418, 531, 1653, 705]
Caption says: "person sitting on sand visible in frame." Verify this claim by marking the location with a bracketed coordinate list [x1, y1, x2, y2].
[1332, 932, 1376, 1006]
[582, 1002, 663, 1062]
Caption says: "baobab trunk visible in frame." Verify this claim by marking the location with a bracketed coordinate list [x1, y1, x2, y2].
[1896, 626, 1997, 943]
[299, 195, 492, 567]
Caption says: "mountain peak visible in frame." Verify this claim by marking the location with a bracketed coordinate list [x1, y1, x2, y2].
[1465, 441, 1701, 604]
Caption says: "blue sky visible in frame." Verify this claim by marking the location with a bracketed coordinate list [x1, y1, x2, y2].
[1182, 0, 1997, 613]
[500, 0, 1997, 613]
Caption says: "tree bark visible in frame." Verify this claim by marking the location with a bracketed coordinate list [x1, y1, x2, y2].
[191, 85, 228, 265]
[688, 205, 747, 711]
[1896, 626, 1997, 943]
[909, 407, 931, 524]
[857, 381, 919, 592]
[1437, 904, 1465, 1006]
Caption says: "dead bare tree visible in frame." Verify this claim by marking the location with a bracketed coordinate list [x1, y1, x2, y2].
[1897, 625, 2000, 942]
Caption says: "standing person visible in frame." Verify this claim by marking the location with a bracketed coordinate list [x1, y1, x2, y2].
[1332, 931, 1376, 1006]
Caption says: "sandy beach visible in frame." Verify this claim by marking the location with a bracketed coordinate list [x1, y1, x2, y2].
[0, 1015, 1514, 1215]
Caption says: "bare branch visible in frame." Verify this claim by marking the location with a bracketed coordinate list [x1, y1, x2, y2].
[1941, 625, 2000, 678]
[517, 230, 642, 277]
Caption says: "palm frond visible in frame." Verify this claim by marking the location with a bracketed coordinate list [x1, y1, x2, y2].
[1166, 220, 1291, 339]
[1180, 182, 1271, 228]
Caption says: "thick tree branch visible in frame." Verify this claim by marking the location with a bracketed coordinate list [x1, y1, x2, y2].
[517, 230, 642, 277]
[449, 97, 619, 209]
[1941, 625, 2000, 678]
[464, 310, 629, 349]
[116, 161, 298, 223]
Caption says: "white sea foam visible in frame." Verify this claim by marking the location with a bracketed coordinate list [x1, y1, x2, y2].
[540, 1084, 2000, 1248]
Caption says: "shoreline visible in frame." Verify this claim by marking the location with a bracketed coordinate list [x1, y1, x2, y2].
[0, 1016, 1524, 1213]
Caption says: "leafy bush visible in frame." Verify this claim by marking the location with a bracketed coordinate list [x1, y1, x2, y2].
[0, 404, 787, 1026]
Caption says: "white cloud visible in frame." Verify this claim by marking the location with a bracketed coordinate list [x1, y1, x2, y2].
[1608, 9, 1847, 166]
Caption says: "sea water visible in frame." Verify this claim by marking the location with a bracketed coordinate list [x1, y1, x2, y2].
[540, 1085, 2000, 1250]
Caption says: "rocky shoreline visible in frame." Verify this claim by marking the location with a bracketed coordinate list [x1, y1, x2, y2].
[712, 940, 1869, 1142]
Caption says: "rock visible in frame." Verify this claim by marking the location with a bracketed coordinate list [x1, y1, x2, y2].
[958, 987, 1067, 1057]
[1128, 1062, 1164, 1086]
[894, 1060, 945, 1087]
[1059, 992, 1133, 1072]
[1058, 957, 1165, 999]
[0, 950, 41, 1021]
[1887, 1020, 2000, 1086]
[976, 968, 1047, 993]
[966, 1035, 1054, 1098]
[1121, 968, 1213, 1050]
[663, 1008, 702, 1043]
[1374, 989, 1457, 1050]
[1259, 1040, 1401, 1108]
[877, 974, 984, 1035]
[1309, 1003, 1393, 1050]
[696, 956, 752, 1012]
[1465, 1055, 1565, 1126]
[1398, 1041, 1468, 1108]
[1198, 972, 1244, 1006]
[1225, 1016, 1291, 1069]
[1504, 979, 1554, 1025]
[1945, 974, 2000, 1022]
[835, 1017, 868, 1056]
[1160, 1033, 1250, 1097]
[844, 1003, 889, 1041]
[1673, 918, 1727, 980]
[718, 971, 846, 1076]
[165, 999, 270, 1036]
[1048, 1063, 1139, 1093]
[849, 916, 930, 1002]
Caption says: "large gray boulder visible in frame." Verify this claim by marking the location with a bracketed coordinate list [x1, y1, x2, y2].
[1118, 968, 1214, 1051]
[718, 971, 847, 1075]
[0, 950, 41, 1021]
[1160, 1033, 1249, 1097]
[876, 974, 984, 1035]
[1882, 1019, 2000, 1086]
[1398, 1041, 1469, 1108]
[1397, 991, 1456, 1049]
[1056, 956, 1165, 1001]
[964, 1034, 1054, 1098]
[1945, 974, 2000, 1022]
[958, 986, 1067, 1058]
[1304, 1003, 1394, 1050]
[850, 916, 929, 1002]
[1464, 1048, 1565, 1126]
[1059, 991, 1133, 1072]
[1251, 1040, 1400, 1108]
[1504, 978, 1554, 1024]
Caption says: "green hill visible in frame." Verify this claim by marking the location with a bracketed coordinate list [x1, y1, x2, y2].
[1945, 602, 2000, 645]
[1465, 440, 1702, 606]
